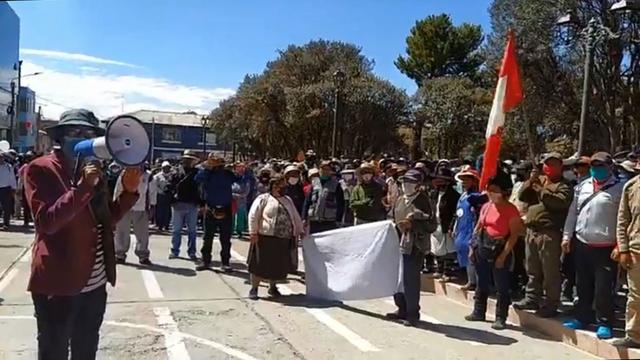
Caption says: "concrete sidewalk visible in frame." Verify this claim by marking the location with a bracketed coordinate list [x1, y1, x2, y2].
[0, 225, 34, 284]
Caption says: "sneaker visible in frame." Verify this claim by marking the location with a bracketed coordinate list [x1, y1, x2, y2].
[401, 319, 419, 327]
[385, 311, 406, 321]
[513, 300, 539, 311]
[268, 286, 282, 298]
[535, 307, 558, 318]
[188, 254, 198, 261]
[168, 254, 178, 260]
[563, 319, 584, 330]
[139, 258, 152, 266]
[612, 337, 640, 348]
[596, 325, 613, 340]
[115, 257, 126, 264]
[221, 264, 233, 273]
[248, 288, 259, 300]
[561, 294, 574, 304]
[195, 262, 211, 271]
[491, 318, 507, 330]
[464, 313, 486, 322]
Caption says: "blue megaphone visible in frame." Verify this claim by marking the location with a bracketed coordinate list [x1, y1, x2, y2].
[74, 115, 150, 166]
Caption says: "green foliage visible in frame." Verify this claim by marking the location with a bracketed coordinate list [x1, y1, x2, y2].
[209, 40, 408, 159]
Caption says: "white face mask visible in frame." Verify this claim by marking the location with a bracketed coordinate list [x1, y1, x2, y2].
[402, 182, 418, 195]
[362, 174, 373, 182]
[288, 177, 300, 185]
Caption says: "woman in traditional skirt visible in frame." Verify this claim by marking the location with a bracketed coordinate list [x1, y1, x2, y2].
[247, 175, 305, 300]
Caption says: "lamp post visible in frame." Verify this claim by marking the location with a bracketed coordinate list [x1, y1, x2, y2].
[557, 0, 639, 155]
[8, 60, 43, 145]
[200, 115, 209, 157]
[331, 69, 346, 158]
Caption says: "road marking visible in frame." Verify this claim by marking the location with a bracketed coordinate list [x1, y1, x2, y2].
[153, 307, 191, 360]
[230, 248, 379, 352]
[141, 270, 164, 299]
[0, 268, 18, 293]
[19, 249, 31, 263]
[0, 316, 261, 360]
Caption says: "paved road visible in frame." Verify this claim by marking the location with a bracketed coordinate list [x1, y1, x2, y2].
[0, 230, 599, 360]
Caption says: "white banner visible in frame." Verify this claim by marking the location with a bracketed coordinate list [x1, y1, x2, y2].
[303, 220, 402, 301]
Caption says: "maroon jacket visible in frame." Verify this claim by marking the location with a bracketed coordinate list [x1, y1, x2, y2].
[24, 151, 138, 296]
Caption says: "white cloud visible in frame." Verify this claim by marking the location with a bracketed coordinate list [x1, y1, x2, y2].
[21, 49, 138, 68]
[20, 60, 235, 120]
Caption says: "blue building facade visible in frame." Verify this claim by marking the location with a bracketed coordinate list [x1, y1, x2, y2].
[16, 86, 36, 152]
[0, 3, 19, 142]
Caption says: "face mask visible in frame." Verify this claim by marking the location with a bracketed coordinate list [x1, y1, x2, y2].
[320, 175, 330, 181]
[362, 174, 373, 182]
[542, 164, 562, 179]
[402, 182, 417, 195]
[288, 177, 300, 185]
[62, 137, 85, 158]
[563, 170, 577, 182]
[590, 166, 610, 181]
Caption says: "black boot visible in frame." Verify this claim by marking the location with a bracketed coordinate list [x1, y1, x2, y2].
[465, 291, 488, 322]
[493, 295, 510, 330]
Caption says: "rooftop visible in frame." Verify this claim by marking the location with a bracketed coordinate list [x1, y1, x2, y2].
[104, 109, 207, 127]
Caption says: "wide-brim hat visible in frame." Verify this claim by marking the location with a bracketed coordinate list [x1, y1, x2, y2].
[45, 109, 105, 136]
[181, 150, 200, 161]
[357, 162, 375, 175]
[399, 169, 423, 183]
[284, 165, 300, 176]
[620, 160, 638, 173]
[455, 165, 480, 182]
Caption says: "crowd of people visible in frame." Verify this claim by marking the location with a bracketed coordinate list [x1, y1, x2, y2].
[17, 108, 640, 358]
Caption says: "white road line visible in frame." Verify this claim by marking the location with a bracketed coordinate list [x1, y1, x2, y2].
[153, 307, 191, 360]
[19, 249, 31, 263]
[0, 268, 18, 293]
[141, 270, 164, 299]
[230, 249, 379, 352]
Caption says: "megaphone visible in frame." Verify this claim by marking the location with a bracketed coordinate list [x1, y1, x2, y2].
[74, 115, 151, 166]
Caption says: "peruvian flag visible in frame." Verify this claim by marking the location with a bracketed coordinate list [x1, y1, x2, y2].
[479, 30, 523, 190]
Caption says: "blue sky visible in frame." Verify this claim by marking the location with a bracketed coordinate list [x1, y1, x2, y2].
[11, 0, 493, 119]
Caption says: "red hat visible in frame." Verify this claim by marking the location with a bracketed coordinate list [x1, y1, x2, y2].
[455, 165, 480, 182]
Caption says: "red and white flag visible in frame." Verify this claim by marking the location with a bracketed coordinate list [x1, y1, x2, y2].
[479, 30, 523, 190]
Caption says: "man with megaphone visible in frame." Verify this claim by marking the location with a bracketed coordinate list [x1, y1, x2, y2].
[23, 109, 142, 360]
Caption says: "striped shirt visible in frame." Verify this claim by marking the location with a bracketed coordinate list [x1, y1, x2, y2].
[81, 224, 107, 293]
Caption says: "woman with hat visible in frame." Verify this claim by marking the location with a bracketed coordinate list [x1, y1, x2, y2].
[247, 175, 305, 300]
[283, 165, 305, 216]
[453, 166, 486, 291]
[350, 162, 387, 225]
[430, 167, 460, 282]
[465, 175, 523, 330]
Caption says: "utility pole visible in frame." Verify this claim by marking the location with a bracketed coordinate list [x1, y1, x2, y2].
[9, 81, 15, 144]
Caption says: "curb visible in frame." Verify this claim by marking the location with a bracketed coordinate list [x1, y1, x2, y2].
[0, 241, 32, 284]
[422, 275, 640, 360]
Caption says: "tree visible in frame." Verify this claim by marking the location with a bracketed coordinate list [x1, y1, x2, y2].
[209, 40, 408, 159]
[395, 14, 484, 159]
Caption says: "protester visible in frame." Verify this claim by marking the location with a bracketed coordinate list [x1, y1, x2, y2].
[168, 150, 201, 261]
[304, 161, 345, 233]
[614, 159, 640, 348]
[284, 165, 305, 216]
[24, 109, 141, 359]
[105, 161, 122, 195]
[340, 168, 356, 224]
[232, 162, 251, 238]
[350, 162, 387, 225]
[453, 166, 485, 290]
[561, 152, 622, 340]
[303, 168, 320, 197]
[574, 157, 591, 185]
[195, 153, 239, 272]
[383, 163, 400, 213]
[430, 167, 460, 281]
[256, 168, 272, 198]
[114, 165, 157, 266]
[0, 153, 16, 230]
[465, 175, 523, 330]
[619, 160, 639, 184]
[387, 169, 436, 327]
[514, 153, 573, 318]
[247, 175, 304, 300]
[153, 161, 173, 232]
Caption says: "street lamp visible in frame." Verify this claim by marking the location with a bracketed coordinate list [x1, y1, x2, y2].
[200, 115, 209, 156]
[331, 69, 346, 158]
[556, 4, 638, 155]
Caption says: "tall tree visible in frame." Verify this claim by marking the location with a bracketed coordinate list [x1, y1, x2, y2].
[395, 14, 483, 159]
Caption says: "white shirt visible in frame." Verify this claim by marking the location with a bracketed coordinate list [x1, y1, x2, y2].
[0, 163, 17, 190]
[153, 171, 172, 194]
[114, 170, 157, 211]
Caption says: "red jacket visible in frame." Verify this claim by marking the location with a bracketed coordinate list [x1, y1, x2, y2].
[24, 151, 138, 296]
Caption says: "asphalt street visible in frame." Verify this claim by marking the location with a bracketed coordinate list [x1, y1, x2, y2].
[0, 229, 599, 360]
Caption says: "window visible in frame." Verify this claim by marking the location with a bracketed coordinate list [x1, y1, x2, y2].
[18, 98, 27, 113]
[161, 127, 181, 143]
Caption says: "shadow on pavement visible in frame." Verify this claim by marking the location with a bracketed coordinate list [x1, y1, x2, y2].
[120, 262, 197, 277]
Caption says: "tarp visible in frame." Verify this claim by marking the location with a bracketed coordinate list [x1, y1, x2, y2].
[303, 220, 402, 301]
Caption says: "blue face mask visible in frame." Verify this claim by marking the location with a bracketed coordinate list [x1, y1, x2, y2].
[61, 137, 85, 159]
[590, 166, 610, 181]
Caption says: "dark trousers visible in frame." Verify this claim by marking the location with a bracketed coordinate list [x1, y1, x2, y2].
[561, 238, 576, 300]
[155, 193, 172, 230]
[0, 186, 12, 226]
[574, 240, 616, 326]
[201, 206, 232, 265]
[474, 249, 512, 320]
[22, 189, 31, 226]
[309, 221, 337, 234]
[394, 250, 423, 320]
[32, 285, 107, 360]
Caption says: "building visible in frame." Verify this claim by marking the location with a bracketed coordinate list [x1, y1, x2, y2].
[103, 109, 229, 163]
[0, 3, 19, 142]
[36, 118, 57, 153]
[15, 86, 37, 152]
